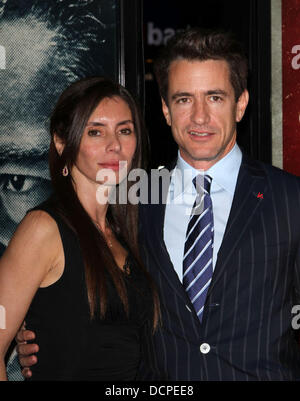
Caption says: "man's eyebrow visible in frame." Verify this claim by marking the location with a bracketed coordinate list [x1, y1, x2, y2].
[171, 89, 228, 100]
[171, 92, 193, 100]
[206, 89, 228, 96]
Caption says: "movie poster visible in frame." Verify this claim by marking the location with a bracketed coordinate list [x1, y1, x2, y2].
[0, 0, 120, 380]
[0, 0, 119, 257]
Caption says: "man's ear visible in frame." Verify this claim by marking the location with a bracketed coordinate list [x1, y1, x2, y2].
[236, 89, 249, 122]
[161, 98, 171, 126]
[53, 133, 65, 156]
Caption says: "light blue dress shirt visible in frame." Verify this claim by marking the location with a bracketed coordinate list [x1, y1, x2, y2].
[163, 144, 242, 282]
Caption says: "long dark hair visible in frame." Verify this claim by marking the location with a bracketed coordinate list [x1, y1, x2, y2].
[49, 76, 159, 328]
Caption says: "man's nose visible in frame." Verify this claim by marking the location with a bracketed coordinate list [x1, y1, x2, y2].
[191, 99, 210, 125]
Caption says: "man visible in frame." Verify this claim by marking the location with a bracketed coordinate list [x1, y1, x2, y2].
[18, 29, 300, 380]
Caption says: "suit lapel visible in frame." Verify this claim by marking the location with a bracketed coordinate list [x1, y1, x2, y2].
[207, 155, 268, 295]
[146, 156, 268, 303]
[146, 162, 190, 303]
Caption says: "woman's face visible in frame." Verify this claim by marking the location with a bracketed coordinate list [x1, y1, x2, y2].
[72, 96, 137, 188]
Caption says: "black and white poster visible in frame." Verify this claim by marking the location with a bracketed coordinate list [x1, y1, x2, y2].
[0, 0, 119, 257]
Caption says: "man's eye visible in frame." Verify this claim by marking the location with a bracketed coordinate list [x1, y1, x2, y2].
[210, 95, 223, 102]
[177, 98, 189, 104]
[0, 175, 43, 193]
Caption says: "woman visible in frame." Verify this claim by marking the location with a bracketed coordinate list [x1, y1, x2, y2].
[0, 77, 160, 381]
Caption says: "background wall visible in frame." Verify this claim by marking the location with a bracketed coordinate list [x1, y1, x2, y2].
[143, 0, 300, 177]
[143, 0, 272, 169]
[271, 0, 283, 170]
[282, 0, 300, 176]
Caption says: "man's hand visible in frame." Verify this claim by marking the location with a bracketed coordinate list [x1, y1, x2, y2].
[16, 327, 39, 379]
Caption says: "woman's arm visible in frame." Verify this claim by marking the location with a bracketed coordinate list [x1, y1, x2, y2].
[0, 211, 62, 380]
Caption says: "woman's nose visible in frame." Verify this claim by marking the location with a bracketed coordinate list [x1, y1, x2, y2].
[106, 134, 121, 152]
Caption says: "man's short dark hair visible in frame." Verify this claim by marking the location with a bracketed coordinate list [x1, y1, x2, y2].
[154, 28, 248, 104]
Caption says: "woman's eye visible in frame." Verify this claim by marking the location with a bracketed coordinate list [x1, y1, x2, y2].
[119, 128, 132, 135]
[0, 174, 43, 193]
[88, 129, 101, 136]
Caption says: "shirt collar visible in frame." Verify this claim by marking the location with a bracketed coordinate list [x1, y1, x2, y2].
[172, 143, 242, 196]
[206, 144, 242, 194]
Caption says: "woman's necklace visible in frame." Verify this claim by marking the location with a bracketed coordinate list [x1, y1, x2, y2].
[94, 220, 130, 274]
[105, 235, 113, 249]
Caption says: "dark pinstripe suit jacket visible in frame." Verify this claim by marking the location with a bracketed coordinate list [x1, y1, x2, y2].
[138, 154, 300, 381]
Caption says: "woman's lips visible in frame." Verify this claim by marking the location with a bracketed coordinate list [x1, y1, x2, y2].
[98, 162, 120, 171]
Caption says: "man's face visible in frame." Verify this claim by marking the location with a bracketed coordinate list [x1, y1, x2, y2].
[162, 59, 249, 170]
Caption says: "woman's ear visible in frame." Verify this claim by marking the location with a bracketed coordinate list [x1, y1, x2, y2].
[53, 133, 65, 156]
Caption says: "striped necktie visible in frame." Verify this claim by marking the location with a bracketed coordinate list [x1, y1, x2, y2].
[183, 174, 214, 322]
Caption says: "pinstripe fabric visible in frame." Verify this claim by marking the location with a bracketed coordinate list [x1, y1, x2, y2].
[138, 155, 300, 381]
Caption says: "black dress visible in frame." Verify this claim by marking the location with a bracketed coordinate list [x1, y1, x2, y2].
[25, 199, 154, 381]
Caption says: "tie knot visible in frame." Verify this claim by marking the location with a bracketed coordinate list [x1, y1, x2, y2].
[193, 174, 212, 194]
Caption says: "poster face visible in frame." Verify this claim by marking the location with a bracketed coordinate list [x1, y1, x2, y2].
[282, 0, 300, 176]
[0, 0, 118, 255]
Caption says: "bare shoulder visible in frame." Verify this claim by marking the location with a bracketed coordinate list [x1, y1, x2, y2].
[18, 209, 59, 238]
[4, 210, 61, 263]
[0, 212, 63, 354]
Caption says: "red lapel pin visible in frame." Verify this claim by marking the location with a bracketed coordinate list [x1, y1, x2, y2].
[257, 192, 263, 199]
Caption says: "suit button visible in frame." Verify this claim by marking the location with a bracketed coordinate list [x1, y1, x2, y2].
[200, 343, 210, 354]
